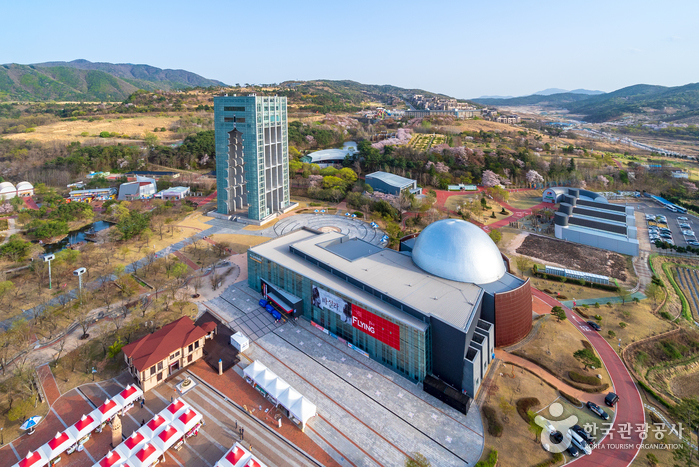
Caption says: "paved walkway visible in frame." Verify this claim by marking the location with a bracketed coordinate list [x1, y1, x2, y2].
[36, 363, 61, 406]
[493, 350, 605, 408]
[532, 288, 645, 467]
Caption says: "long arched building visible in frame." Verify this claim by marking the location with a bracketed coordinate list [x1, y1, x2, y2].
[247, 219, 532, 406]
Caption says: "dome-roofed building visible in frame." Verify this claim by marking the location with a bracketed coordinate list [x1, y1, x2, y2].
[0, 182, 16, 200]
[412, 219, 506, 285]
[246, 218, 533, 409]
[16, 181, 34, 197]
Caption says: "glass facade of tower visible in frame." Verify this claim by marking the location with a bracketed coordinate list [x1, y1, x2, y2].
[214, 95, 290, 221]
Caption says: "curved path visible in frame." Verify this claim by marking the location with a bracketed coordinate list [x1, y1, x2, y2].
[273, 214, 387, 245]
[532, 288, 644, 466]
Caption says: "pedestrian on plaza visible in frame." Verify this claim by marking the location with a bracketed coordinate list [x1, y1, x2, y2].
[240, 427, 244, 440]
[141, 419, 145, 426]
[235, 420, 238, 430]
[140, 398, 145, 409]
[249, 444, 253, 452]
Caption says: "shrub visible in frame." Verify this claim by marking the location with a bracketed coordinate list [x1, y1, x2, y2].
[569, 371, 600, 385]
[309, 202, 322, 207]
[482, 406, 503, 437]
[99, 131, 110, 138]
[594, 315, 603, 321]
[560, 391, 581, 406]
[649, 411, 662, 425]
[475, 450, 498, 467]
[565, 379, 609, 392]
[660, 311, 673, 320]
[619, 322, 627, 328]
[516, 397, 540, 422]
[582, 340, 593, 351]
[532, 452, 564, 467]
[544, 288, 554, 294]
[594, 302, 600, 308]
[574, 307, 589, 319]
[557, 295, 568, 300]
[608, 330, 616, 338]
[353, 211, 363, 218]
[646, 453, 659, 467]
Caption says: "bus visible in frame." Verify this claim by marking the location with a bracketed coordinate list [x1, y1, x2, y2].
[676, 206, 688, 214]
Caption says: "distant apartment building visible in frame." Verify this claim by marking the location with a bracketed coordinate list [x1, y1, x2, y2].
[214, 95, 296, 223]
[496, 115, 521, 124]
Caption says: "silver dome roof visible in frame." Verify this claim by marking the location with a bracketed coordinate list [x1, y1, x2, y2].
[411, 219, 506, 284]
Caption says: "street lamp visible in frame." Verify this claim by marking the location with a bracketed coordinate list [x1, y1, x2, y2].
[43, 254, 55, 290]
[74, 267, 86, 303]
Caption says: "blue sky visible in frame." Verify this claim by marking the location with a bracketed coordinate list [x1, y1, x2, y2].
[2, 0, 698, 98]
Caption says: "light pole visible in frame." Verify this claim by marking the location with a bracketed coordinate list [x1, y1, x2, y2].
[43, 254, 55, 290]
[74, 267, 86, 303]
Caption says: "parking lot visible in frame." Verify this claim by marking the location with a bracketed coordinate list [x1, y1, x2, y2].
[636, 203, 698, 249]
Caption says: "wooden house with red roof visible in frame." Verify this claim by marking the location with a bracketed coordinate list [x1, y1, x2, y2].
[122, 316, 216, 392]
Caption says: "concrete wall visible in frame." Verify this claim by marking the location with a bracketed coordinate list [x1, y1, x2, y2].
[555, 224, 640, 256]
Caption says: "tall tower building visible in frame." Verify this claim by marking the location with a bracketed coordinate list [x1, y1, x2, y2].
[214, 95, 293, 222]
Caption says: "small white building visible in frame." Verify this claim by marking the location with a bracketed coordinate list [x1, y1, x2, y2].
[0, 182, 16, 200]
[155, 186, 190, 200]
[671, 170, 689, 179]
[230, 332, 249, 352]
[16, 181, 34, 197]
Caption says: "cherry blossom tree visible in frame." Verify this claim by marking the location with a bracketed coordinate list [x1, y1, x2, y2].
[482, 170, 500, 187]
[597, 175, 609, 187]
[525, 170, 544, 187]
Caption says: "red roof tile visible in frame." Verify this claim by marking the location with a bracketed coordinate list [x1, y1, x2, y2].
[122, 317, 208, 372]
[200, 321, 217, 333]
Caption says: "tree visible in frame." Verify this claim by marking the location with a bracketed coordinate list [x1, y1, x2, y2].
[9, 196, 24, 212]
[573, 348, 601, 370]
[482, 170, 500, 187]
[619, 322, 627, 329]
[107, 338, 124, 359]
[673, 443, 696, 467]
[144, 131, 159, 148]
[171, 262, 189, 284]
[405, 452, 431, 467]
[645, 282, 663, 306]
[616, 287, 632, 305]
[551, 306, 567, 322]
[488, 229, 502, 244]
[515, 256, 531, 277]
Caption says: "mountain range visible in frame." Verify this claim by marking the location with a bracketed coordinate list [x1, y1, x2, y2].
[472, 83, 699, 122]
[0, 60, 225, 102]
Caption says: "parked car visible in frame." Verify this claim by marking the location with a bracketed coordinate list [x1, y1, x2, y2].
[573, 424, 596, 445]
[568, 429, 592, 455]
[586, 321, 601, 331]
[587, 401, 610, 420]
[678, 216, 689, 221]
[567, 444, 580, 458]
[605, 392, 619, 407]
[688, 241, 699, 247]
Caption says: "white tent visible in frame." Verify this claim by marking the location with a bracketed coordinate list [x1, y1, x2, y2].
[215, 443, 268, 467]
[158, 398, 190, 423]
[152, 425, 183, 453]
[128, 442, 163, 467]
[113, 384, 143, 410]
[266, 377, 290, 401]
[139, 414, 168, 441]
[11, 449, 48, 467]
[115, 432, 146, 459]
[243, 361, 317, 430]
[39, 431, 76, 461]
[289, 397, 317, 428]
[242, 360, 266, 382]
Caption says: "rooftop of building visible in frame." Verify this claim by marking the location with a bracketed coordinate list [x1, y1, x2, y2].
[251, 228, 484, 330]
[365, 171, 416, 188]
[122, 317, 214, 372]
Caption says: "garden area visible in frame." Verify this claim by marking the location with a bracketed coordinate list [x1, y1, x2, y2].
[512, 315, 613, 394]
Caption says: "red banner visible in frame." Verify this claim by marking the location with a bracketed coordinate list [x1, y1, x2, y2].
[351, 305, 400, 351]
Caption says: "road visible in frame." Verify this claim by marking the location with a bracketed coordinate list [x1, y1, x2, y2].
[532, 288, 644, 467]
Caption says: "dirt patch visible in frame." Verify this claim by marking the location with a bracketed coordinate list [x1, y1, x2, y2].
[670, 371, 699, 399]
[516, 234, 629, 281]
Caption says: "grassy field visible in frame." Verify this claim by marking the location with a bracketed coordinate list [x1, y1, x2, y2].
[208, 233, 271, 254]
[3, 114, 185, 144]
[516, 317, 613, 390]
[480, 360, 559, 467]
[507, 190, 544, 210]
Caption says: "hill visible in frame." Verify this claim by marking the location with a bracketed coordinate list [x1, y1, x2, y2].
[34, 59, 226, 90]
[0, 64, 139, 102]
[472, 93, 593, 107]
[473, 82, 699, 122]
[533, 88, 604, 96]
